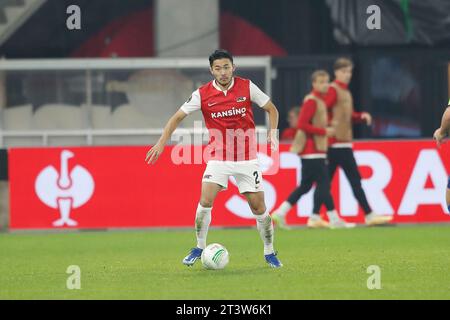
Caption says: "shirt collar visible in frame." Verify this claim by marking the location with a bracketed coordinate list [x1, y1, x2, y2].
[312, 90, 326, 100]
[334, 80, 349, 90]
[213, 77, 235, 95]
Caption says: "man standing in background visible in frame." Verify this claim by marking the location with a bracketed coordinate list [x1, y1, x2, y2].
[271, 70, 355, 229]
[280, 106, 300, 142]
[326, 58, 392, 226]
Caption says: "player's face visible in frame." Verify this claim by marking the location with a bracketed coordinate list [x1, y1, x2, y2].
[210, 58, 235, 87]
[312, 75, 330, 94]
[335, 66, 353, 84]
[287, 111, 298, 128]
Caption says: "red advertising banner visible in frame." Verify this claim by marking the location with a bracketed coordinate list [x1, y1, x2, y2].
[8, 141, 450, 230]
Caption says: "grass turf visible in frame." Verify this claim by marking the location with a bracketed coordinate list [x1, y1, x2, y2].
[1, 225, 450, 299]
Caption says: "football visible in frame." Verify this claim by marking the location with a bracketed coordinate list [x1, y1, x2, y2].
[201, 243, 229, 270]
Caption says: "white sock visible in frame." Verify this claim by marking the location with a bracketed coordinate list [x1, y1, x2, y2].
[195, 204, 212, 249]
[255, 211, 274, 255]
[326, 210, 340, 223]
[274, 201, 292, 218]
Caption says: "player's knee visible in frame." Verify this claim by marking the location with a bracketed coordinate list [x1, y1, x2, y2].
[199, 198, 214, 208]
[251, 203, 266, 215]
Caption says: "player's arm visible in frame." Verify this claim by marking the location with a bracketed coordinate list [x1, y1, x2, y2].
[434, 102, 450, 147]
[262, 100, 279, 151]
[327, 85, 372, 126]
[145, 110, 187, 164]
[146, 90, 200, 164]
[352, 111, 372, 125]
[324, 86, 337, 110]
[250, 81, 279, 150]
[298, 100, 335, 137]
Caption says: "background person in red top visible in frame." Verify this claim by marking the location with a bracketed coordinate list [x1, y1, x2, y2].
[280, 106, 300, 142]
[146, 49, 283, 268]
[271, 70, 355, 229]
[326, 57, 392, 226]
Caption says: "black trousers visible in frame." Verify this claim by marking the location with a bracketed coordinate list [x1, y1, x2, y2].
[328, 147, 372, 214]
[287, 158, 335, 213]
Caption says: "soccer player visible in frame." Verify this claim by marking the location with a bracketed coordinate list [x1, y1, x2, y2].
[326, 57, 392, 226]
[145, 49, 283, 268]
[280, 106, 300, 142]
[271, 70, 355, 229]
[433, 99, 450, 212]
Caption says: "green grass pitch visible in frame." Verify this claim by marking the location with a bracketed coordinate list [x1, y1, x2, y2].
[1, 225, 450, 299]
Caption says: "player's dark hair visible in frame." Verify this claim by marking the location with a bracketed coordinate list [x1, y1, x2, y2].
[334, 57, 354, 71]
[209, 49, 234, 66]
[311, 70, 330, 82]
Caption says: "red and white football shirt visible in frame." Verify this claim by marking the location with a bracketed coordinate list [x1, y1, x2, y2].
[180, 77, 270, 161]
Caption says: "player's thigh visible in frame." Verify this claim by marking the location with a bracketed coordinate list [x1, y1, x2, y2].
[327, 149, 339, 180]
[202, 161, 230, 190]
[242, 191, 266, 214]
[233, 160, 263, 194]
[301, 158, 319, 185]
[340, 149, 362, 181]
[200, 161, 230, 206]
[317, 159, 331, 183]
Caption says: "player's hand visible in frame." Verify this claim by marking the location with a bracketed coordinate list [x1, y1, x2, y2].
[361, 112, 372, 126]
[325, 127, 336, 137]
[433, 128, 447, 148]
[146, 143, 164, 164]
[267, 130, 279, 152]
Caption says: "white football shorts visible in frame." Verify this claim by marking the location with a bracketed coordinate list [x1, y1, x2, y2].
[202, 159, 263, 193]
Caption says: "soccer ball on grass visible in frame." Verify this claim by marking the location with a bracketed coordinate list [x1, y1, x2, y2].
[201, 243, 229, 270]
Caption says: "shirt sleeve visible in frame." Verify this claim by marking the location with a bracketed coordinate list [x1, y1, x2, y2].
[324, 86, 337, 109]
[180, 89, 201, 115]
[281, 128, 295, 141]
[297, 100, 327, 136]
[249, 81, 270, 108]
[352, 111, 365, 123]
[281, 129, 290, 141]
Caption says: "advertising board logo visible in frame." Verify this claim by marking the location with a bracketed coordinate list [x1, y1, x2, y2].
[35, 150, 95, 227]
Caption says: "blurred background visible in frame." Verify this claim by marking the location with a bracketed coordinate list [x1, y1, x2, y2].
[0, 0, 449, 146]
[1, 0, 450, 229]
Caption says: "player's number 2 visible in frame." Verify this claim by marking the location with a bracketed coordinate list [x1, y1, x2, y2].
[253, 171, 260, 185]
